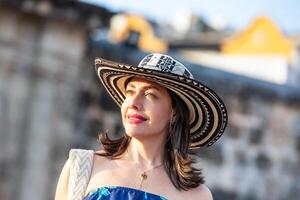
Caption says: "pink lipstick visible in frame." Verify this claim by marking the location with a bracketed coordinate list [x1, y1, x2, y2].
[127, 114, 147, 124]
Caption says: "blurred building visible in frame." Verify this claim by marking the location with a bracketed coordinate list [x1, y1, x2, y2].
[179, 16, 299, 86]
[172, 15, 300, 199]
[174, 15, 300, 200]
[0, 1, 113, 200]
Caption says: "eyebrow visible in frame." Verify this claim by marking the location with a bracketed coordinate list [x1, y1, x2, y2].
[126, 83, 160, 91]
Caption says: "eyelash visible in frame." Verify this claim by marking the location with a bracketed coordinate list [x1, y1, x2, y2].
[145, 92, 155, 98]
[125, 90, 134, 95]
[125, 90, 156, 98]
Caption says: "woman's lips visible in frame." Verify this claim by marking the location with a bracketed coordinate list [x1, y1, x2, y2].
[127, 114, 147, 124]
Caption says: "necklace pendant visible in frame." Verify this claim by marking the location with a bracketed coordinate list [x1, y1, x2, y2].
[141, 172, 147, 180]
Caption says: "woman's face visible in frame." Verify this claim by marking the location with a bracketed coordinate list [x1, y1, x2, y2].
[121, 78, 173, 140]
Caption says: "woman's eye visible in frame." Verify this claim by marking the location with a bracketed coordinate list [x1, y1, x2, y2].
[125, 90, 134, 96]
[145, 92, 156, 98]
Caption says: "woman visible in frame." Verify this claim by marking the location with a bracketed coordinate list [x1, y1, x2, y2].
[55, 53, 228, 200]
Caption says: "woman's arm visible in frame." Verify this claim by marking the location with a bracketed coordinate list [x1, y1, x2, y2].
[54, 159, 70, 200]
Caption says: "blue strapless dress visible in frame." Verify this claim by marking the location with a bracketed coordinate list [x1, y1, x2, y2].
[83, 186, 168, 200]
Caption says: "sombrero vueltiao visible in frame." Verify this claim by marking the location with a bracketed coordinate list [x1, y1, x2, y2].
[95, 53, 227, 149]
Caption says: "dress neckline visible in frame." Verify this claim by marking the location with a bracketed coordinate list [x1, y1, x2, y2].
[85, 185, 168, 199]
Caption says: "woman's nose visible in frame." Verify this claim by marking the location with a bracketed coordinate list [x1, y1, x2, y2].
[128, 93, 143, 110]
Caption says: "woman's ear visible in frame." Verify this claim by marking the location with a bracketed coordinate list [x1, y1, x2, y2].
[170, 109, 176, 123]
[173, 108, 177, 117]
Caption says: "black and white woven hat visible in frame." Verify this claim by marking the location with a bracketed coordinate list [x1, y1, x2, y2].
[95, 53, 227, 149]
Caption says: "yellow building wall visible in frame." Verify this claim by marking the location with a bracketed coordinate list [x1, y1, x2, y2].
[221, 16, 294, 58]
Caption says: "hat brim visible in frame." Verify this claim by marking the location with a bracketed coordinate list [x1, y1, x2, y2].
[95, 58, 227, 148]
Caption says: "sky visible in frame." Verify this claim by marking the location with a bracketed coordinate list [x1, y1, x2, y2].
[82, 0, 300, 34]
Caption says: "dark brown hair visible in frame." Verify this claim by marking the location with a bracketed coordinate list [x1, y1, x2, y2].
[96, 90, 205, 190]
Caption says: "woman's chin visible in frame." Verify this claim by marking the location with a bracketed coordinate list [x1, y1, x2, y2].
[125, 130, 145, 138]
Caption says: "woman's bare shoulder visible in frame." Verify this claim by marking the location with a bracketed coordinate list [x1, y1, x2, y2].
[92, 150, 113, 169]
[93, 150, 108, 161]
[186, 184, 213, 200]
[54, 159, 71, 200]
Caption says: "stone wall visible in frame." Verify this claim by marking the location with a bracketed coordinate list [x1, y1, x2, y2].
[199, 94, 300, 200]
[0, 5, 88, 200]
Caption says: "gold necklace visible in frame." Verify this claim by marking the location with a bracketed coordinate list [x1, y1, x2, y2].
[138, 163, 164, 189]
[122, 150, 164, 189]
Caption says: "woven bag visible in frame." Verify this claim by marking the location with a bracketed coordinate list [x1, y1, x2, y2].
[67, 149, 94, 200]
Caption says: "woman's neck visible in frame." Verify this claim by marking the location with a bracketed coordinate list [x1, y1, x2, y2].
[123, 137, 164, 168]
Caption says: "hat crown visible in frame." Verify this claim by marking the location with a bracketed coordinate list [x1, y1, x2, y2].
[138, 53, 194, 79]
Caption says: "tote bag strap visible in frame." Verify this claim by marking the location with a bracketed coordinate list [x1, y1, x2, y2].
[67, 149, 94, 200]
